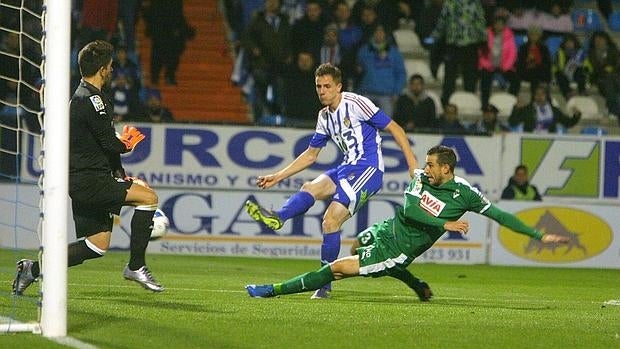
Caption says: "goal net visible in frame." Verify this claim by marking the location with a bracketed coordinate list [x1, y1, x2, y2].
[0, 0, 70, 337]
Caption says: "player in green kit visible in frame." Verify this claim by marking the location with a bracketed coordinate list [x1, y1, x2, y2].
[246, 145, 568, 300]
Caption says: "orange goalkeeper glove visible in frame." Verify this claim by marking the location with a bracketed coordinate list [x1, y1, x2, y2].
[119, 125, 145, 151]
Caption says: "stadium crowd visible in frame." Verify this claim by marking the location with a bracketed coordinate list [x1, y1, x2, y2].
[224, 0, 620, 135]
[1, 0, 620, 133]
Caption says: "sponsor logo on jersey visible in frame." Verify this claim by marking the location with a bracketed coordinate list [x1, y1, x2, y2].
[89, 95, 105, 112]
[499, 207, 612, 263]
[452, 189, 460, 199]
[412, 176, 423, 195]
[419, 190, 445, 217]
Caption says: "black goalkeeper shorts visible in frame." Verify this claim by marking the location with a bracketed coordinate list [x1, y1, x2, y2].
[69, 173, 132, 238]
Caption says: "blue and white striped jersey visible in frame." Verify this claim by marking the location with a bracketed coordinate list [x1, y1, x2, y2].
[309, 92, 391, 171]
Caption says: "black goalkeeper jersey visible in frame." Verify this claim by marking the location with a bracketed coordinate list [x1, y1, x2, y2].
[69, 80, 127, 176]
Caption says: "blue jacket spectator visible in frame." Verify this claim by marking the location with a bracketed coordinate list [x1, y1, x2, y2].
[356, 25, 406, 117]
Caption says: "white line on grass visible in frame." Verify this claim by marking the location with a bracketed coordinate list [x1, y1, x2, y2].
[67, 285, 612, 303]
[68, 283, 246, 293]
[0, 316, 98, 349]
[49, 336, 99, 349]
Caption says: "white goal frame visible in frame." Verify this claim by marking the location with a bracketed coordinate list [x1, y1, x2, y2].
[40, 0, 71, 337]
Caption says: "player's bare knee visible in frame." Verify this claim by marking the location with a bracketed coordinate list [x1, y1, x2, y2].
[85, 233, 110, 254]
[140, 189, 158, 207]
[85, 238, 108, 255]
[300, 181, 313, 192]
[322, 218, 341, 233]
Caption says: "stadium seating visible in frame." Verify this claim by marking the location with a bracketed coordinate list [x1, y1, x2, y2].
[489, 92, 517, 117]
[435, 63, 462, 86]
[404, 58, 433, 81]
[565, 95, 600, 120]
[393, 29, 422, 54]
[448, 91, 481, 116]
[426, 89, 444, 115]
[571, 8, 604, 32]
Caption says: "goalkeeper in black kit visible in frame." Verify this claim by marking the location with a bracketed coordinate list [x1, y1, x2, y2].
[13, 40, 164, 295]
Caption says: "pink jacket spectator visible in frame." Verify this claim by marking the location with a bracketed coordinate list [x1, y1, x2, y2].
[478, 26, 517, 72]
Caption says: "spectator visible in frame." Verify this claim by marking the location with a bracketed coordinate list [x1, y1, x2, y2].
[112, 45, 141, 99]
[509, 84, 581, 133]
[587, 31, 620, 121]
[319, 23, 341, 66]
[416, 0, 445, 79]
[501, 165, 542, 201]
[144, 0, 195, 86]
[469, 104, 510, 134]
[553, 33, 590, 99]
[353, 0, 416, 34]
[280, 0, 306, 24]
[356, 24, 407, 117]
[516, 25, 551, 95]
[539, 2, 573, 36]
[243, 0, 292, 120]
[117, 0, 140, 54]
[110, 73, 134, 122]
[430, 0, 487, 105]
[291, 0, 328, 63]
[393, 74, 438, 132]
[358, 4, 380, 44]
[140, 89, 174, 123]
[436, 103, 466, 134]
[478, 13, 519, 109]
[332, 0, 363, 90]
[283, 51, 322, 127]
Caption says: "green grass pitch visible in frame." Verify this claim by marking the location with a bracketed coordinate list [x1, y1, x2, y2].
[1, 251, 619, 348]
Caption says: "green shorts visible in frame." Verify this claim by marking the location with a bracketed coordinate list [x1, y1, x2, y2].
[355, 218, 414, 278]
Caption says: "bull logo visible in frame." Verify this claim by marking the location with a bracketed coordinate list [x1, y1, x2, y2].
[524, 211, 587, 255]
[498, 206, 612, 263]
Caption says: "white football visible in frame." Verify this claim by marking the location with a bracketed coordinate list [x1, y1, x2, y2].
[150, 209, 169, 240]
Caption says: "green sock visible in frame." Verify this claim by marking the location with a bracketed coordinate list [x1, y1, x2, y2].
[390, 268, 422, 290]
[274, 264, 335, 295]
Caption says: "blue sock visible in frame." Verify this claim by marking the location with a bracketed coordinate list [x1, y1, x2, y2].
[276, 191, 315, 221]
[320, 231, 341, 291]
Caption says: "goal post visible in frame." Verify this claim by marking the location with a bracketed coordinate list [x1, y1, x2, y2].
[40, 0, 71, 337]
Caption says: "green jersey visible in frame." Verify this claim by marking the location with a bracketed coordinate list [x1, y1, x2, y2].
[392, 169, 543, 259]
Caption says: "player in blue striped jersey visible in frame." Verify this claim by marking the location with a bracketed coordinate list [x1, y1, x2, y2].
[245, 63, 417, 299]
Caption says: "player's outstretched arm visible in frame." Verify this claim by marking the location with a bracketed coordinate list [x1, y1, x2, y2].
[483, 204, 568, 243]
[256, 147, 321, 189]
[383, 121, 417, 177]
[444, 221, 470, 235]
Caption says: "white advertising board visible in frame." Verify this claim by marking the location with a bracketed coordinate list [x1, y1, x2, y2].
[114, 189, 488, 264]
[0, 184, 487, 264]
[20, 124, 503, 197]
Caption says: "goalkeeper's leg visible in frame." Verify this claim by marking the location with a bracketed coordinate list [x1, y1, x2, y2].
[122, 182, 163, 292]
